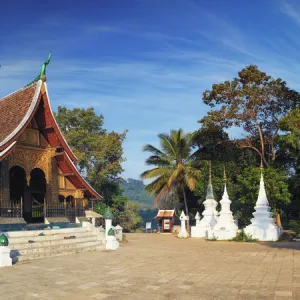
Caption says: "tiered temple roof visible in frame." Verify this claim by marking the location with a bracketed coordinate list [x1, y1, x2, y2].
[0, 61, 102, 200]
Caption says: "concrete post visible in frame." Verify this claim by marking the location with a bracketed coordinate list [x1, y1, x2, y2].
[105, 218, 112, 237]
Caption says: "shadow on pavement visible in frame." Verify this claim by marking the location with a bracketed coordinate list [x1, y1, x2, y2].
[259, 241, 300, 250]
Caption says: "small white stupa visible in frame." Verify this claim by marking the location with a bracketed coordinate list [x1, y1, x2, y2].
[177, 211, 189, 238]
[191, 162, 218, 238]
[244, 169, 281, 241]
[208, 168, 238, 240]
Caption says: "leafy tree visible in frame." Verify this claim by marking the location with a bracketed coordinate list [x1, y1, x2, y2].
[141, 129, 201, 231]
[279, 108, 300, 165]
[200, 65, 300, 167]
[54, 106, 127, 201]
[115, 199, 143, 232]
[278, 108, 300, 219]
[94, 195, 142, 232]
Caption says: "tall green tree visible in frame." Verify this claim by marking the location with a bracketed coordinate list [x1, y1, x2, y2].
[200, 65, 300, 167]
[141, 129, 201, 230]
[278, 108, 300, 218]
[54, 106, 127, 201]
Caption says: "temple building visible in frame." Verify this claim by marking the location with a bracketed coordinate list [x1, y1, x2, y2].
[0, 53, 102, 225]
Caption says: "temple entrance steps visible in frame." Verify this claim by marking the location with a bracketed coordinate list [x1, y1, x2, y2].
[8, 226, 106, 263]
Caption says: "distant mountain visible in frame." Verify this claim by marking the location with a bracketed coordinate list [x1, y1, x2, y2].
[122, 178, 155, 210]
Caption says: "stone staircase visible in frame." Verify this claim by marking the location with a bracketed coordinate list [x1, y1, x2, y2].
[7, 226, 105, 263]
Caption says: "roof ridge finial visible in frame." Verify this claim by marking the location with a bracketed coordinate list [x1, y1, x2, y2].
[40, 51, 52, 78]
[25, 51, 52, 87]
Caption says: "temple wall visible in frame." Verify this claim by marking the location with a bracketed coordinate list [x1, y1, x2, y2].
[7, 145, 83, 205]
[2, 126, 87, 208]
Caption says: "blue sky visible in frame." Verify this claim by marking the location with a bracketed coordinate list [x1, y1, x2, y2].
[1, 0, 300, 179]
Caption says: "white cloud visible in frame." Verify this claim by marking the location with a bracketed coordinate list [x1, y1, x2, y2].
[280, 0, 300, 25]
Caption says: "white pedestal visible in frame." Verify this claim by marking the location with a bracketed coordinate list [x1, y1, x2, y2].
[177, 229, 189, 238]
[106, 236, 119, 250]
[191, 198, 218, 238]
[191, 225, 211, 238]
[0, 247, 12, 267]
[244, 222, 280, 241]
[207, 228, 237, 240]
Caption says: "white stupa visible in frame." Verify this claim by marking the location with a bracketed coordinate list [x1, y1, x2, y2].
[177, 211, 189, 238]
[208, 168, 238, 240]
[244, 171, 281, 241]
[191, 162, 218, 238]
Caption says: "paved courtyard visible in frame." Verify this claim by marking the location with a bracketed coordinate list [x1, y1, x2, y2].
[1, 233, 300, 300]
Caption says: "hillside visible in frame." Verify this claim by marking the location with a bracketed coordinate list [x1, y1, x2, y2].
[122, 178, 155, 210]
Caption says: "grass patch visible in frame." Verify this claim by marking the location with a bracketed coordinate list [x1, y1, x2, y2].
[206, 233, 217, 241]
[230, 230, 258, 242]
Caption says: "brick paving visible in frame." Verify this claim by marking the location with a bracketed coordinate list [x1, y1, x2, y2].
[1, 233, 300, 300]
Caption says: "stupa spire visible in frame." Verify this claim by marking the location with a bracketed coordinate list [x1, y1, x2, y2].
[257, 159, 268, 206]
[223, 166, 228, 198]
[206, 161, 214, 199]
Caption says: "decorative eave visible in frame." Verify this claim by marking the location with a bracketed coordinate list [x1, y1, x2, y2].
[42, 82, 78, 162]
[56, 151, 102, 200]
[0, 141, 17, 161]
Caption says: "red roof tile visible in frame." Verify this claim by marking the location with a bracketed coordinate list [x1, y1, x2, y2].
[0, 81, 42, 150]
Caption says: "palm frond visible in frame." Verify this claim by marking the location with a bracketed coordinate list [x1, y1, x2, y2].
[144, 175, 169, 196]
[158, 133, 177, 158]
[154, 185, 169, 207]
[167, 163, 185, 188]
[141, 167, 171, 179]
[143, 144, 164, 156]
[145, 155, 172, 167]
[184, 175, 197, 191]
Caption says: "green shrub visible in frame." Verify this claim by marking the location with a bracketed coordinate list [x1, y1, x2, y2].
[289, 220, 300, 235]
[231, 230, 258, 242]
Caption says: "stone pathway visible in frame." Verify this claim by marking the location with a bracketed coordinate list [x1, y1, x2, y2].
[1, 233, 300, 299]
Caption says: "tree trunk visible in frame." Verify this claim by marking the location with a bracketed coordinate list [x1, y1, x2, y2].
[183, 189, 190, 233]
[256, 121, 268, 166]
[276, 211, 283, 228]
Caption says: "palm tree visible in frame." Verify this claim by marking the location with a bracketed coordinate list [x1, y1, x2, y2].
[141, 129, 201, 231]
